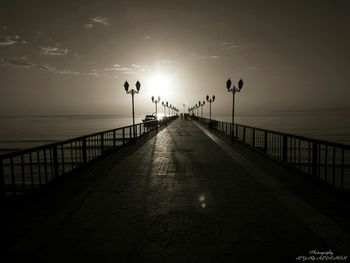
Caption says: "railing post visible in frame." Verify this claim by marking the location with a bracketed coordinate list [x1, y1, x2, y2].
[252, 129, 256, 147]
[123, 128, 126, 145]
[52, 146, 59, 180]
[282, 135, 288, 162]
[100, 133, 104, 153]
[264, 131, 268, 153]
[0, 159, 4, 196]
[113, 130, 116, 148]
[235, 125, 238, 140]
[341, 149, 344, 188]
[243, 127, 246, 143]
[312, 142, 318, 178]
[82, 138, 87, 163]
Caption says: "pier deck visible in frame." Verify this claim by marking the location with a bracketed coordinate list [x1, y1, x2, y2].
[2, 118, 350, 262]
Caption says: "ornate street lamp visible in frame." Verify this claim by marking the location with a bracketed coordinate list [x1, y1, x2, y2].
[197, 104, 200, 116]
[124, 80, 140, 137]
[162, 101, 167, 117]
[198, 101, 205, 118]
[226, 78, 244, 140]
[166, 102, 170, 116]
[206, 95, 215, 127]
[168, 103, 172, 116]
[151, 96, 161, 117]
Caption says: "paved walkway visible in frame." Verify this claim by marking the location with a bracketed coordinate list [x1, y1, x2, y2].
[2, 119, 350, 262]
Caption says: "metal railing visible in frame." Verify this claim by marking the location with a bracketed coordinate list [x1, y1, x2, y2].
[193, 116, 350, 191]
[0, 116, 178, 196]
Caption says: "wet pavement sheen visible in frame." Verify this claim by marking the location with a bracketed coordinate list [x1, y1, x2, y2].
[2, 118, 350, 262]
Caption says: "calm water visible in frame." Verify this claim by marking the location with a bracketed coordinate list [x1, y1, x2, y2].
[0, 115, 143, 152]
[0, 112, 349, 153]
[214, 112, 350, 145]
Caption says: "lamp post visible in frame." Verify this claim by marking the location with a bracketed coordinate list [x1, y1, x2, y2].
[226, 78, 244, 140]
[151, 96, 161, 117]
[168, 104, 172, 116]
[199, 101, 205, 118]
[124, 80, 140, 137]
[162, 101, 167, 117]
[165, 101, 169, 117]
[206, 95, 215, 127]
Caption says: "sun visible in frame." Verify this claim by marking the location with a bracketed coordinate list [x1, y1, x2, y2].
[146, 73, 172, 98]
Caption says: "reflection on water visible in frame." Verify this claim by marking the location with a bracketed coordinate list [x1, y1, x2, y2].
[198, 194, 207, 209]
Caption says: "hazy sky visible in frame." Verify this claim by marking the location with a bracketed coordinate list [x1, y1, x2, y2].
[0, 0, 349, 116]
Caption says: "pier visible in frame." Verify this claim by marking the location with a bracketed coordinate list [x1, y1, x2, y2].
[1, 118, 350, 262]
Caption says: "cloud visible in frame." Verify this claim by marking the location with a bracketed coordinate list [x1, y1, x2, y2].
[35, 64, 57, 71]
[0, 58, 34, 68]
[0, 58, 58, 72]
[91, 16, 110, 26]
[160, 60, 173, 64]
[103, 63, 149, 75]
[104, 64, 129, 71]
[144, 35, 151, 39]
[0, 58, 116, 78]
[40, 46, 69, 56]
[0, 35, 19, 46]
[221, 41, 239, 50]
[84, 23, 94, 29]
[196, 55, 219, 60]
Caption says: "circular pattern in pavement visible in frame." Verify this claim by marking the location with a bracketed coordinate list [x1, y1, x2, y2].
[145, 213, 221, 247]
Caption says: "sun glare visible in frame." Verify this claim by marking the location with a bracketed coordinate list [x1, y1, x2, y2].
[147, 73, 171, 98]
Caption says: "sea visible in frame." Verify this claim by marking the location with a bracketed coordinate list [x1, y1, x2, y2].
[0, 112, 349, 154]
